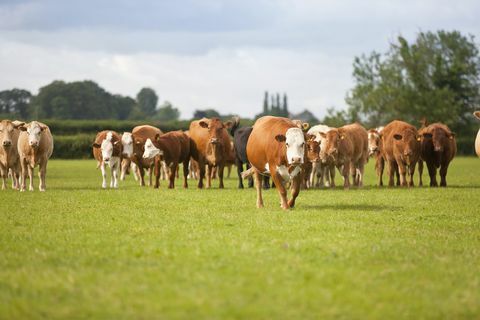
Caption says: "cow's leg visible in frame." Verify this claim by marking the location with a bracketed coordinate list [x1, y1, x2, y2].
[407, 162, 416, 187]
[253, 170, 264, 208]
[397, 160, 407, 187]
[182, 160, 189, 188]
[120, 159, 127, 180]
[198, 160, 205, 189]
[309, 162, 316, 188]
[218, 164, 225, 189]
[395, 163, 401, 186]
[426, 161, 438, 187]
[341, 162, 351, 189]
[357, 162, 365, 187]
[38, 161, 47, 191]
[236, 159, 244, 189]
[148, 164, 154, 187]
[439, 161, 449, 187]
[288, 175, 301, 208]
[246, 163, 254, 188]
[387, 160, 396, 187]
[111, 160, 119, 188]
[269, 166, 289, 209]
[0, 165, 7, 190]
[206, 164, 212, 188]
[154, 160, 160, 189]
[263, 175, 271, 189]
[350, 163, 357, 186]
[377, 157, 384, 187]
[20, 159, 27, 192]
[227, 164, 232, 178]
[418, 160, 424, 186]
[100, 162, 107, 188]
[138, 164, 145, 186]
[168, 162, 176, 189]
[328, 164, 335, 188]
[28, 164, 34, 191]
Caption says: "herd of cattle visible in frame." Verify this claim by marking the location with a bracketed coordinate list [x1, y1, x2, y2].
[1, 112, 480, 209]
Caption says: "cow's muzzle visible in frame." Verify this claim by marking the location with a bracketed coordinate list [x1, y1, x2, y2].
[2, 140, 12, 147]
[210, 138, 219, 145]
[290, 156, 303, 165]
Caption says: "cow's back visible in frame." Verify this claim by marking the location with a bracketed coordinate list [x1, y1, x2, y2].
[188, 119, 209, 159]
[341, 123, 368, 162]
[247, 116, 296, 169]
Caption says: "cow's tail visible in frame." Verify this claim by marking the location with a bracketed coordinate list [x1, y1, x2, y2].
[241, 167, 255, 179]
[230, 116, 240, 137]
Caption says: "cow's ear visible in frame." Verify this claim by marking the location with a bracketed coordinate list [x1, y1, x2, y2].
[393, 134, 402, 140]
[340, 134, 346, 140]
[422, 133, 432, 139]
[113, 141, 120, 145]
[448, 132, 456, 139]
[302, 123, 310, 131]
[155, 133, 161, 142]
[135, 140, 142, 145]
[306, 134, 315, 141]
[275, 134, 286, 142]
[319, 132, 326, 138]
[224, 121, 233, 129]
[199, 121, 209, 128]
[92, 143, 101, 148]
[19, 126, 27, 131]
[13, 122, 25, 129]
[473, 111, 480, 120]
[39, 125, 48, 131]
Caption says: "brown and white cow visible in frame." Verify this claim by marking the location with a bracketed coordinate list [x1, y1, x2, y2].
[0, 120, 24, 189]
[17, 121, 54, 192]
[307, 124, 335, 187]
[131, 125, 163, 187]
[142, 130, 198, 189]
[303, 134, 320, 189]
[120, 132, 140, 181]
[367, 127, 386, 186]
[188, 117, 233, 189]
[244, 116, 307, 209]
[418, 123, 456, 187]
[319, 123, 368, 189]
[92, 130, 122, 188]
[381, 120, 421, 187]
[474, 111, 480, 157]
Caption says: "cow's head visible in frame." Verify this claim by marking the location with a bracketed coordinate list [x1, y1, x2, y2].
[199, 117, 232, 145]
[18, 121, 47, 148]
[0, 120, 24, 148]
[93, 131, 119, 163]
[368, 129, 381, 156]
[422, 127, 455, 153]
[392, 129, 421, 162]
[275, 127, 305, 165]
[319, 129, 345, 163]
[143, 136, 164, 159]
[121, 132, 134, 158]
[305, 134, 320, 163]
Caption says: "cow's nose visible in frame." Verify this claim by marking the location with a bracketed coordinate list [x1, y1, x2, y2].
[29, 141, 38, 147]
[210, 138, 219, 144]
[291, 156, 302, 164]
[2, 140, 11, 146]
[104, 157, 110, 162]
[434, 146, 442, 152]
[404, 150, 412, 156]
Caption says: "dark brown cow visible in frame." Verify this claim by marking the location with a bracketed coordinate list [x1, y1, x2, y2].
[131, 125, 163, 187]
[319, 123, 368, 189]
[381, 120, 421, 187]
[244, 116, 306, 209]
[142, 130, 198, 189]
[188, 117, 233, 189]
[92, 130, 123, 188]
[418, 123, 456, 187]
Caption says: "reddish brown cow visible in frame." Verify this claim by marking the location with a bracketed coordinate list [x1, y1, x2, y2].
[319, 123, 368, 189]
[303, 134, 320, 189]
[142, 130, 198, 189]
[245, 116, 306, 209]
[381, 120, 421, 187]
[188, 118, 233, 189]
[418, 123, 456, 187]
[368, 128, 385, 186]
[131, 125, 163, 187]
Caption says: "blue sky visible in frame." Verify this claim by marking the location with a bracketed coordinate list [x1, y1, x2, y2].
[0, 0, 479, 119]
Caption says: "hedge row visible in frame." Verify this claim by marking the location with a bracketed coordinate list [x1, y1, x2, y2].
[52, 134, 96, 159]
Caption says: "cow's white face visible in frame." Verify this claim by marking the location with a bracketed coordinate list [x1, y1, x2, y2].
[143, 138, 163, 159]
[25, 122, 44, 148]
[100, 132, 116, 163]
[121, 132, 133, 157]
[285, 128, 305, 165]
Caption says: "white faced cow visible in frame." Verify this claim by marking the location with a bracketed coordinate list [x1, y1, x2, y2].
[120, 132, 140, 181]
[92, 131, 122, 189]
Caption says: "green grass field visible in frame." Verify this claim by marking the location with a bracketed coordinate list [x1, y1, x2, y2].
[1, 157, 479, 319]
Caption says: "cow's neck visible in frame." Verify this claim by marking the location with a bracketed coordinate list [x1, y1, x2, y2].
[206, 143, 222, 166]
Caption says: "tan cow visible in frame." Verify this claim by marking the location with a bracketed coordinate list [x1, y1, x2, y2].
[307, 124, 335, 187]
[188, 117, 233, 189]
[367, 127, 385, 186]
[92, 130, 123, 188]
[319, 123, 368, 188]
[131, 125, 163, 187]
[0, 120, 24, 189]
[17, 121, 53, 192]
[381, 120, 421, 187]
[474, 111, 480, 157]
[244, 116, 306, 209]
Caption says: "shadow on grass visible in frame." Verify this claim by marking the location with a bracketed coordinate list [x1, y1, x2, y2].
[301, 203, 402, 212]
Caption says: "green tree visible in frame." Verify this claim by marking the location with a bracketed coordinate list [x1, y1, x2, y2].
[263, 91, 269, 114]
[193, 109, 221, 119]
[111, 95, 135, 120]
[155, 101, 180, 121]
[346, 30, 480, 135]
[136, 87, 158, 117]
[0, 89, 32, 119]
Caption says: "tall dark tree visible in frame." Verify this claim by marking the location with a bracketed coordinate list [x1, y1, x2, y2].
[263, 91, 269, 114]
[346, 30, 480, 137]
[136, 87, 158, 117]
[282, 93, 288, 116]
[0, 89, 32, 119]
[193, 109, 221, 119]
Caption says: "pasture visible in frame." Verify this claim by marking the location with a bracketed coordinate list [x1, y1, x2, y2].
[1, 157, 479, 319]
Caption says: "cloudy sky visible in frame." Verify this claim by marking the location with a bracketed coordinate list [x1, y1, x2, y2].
[0, 0, 479, 119]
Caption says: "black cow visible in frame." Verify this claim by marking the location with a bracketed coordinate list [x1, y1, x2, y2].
[230, 118, 270, 189]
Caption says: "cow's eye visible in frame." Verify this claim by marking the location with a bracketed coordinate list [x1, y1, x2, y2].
[285, 143, 289, 147]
